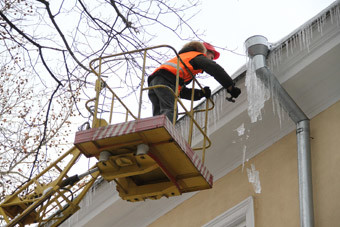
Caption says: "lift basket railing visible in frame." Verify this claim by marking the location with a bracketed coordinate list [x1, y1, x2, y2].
[88, 45, 214, 162]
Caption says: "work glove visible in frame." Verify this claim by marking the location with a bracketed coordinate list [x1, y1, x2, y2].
[200, 86, 211, 99]
[228, 86, 241, 98]
[226, 86, 241, 102]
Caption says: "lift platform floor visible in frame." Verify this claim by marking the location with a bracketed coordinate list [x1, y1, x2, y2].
[74, 115, 213, 201]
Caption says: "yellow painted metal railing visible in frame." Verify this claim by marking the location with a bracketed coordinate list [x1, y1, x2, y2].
[88, 45, 215, 162]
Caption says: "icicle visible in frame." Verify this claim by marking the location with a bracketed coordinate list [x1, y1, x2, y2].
[208, 91, 224, 131]
[245, 57, 270, 123]
[176, 116, 189, 140]
[247, 164, 261, 193]
[268, 2, 340, 69]
[212, 95, 218, 131]
[219, 90, 224, 121]
[291, 35, 295, 55]
[335, 4, 340, 26]
[242, 145, 247, 172]
[299, 30, 304, 51]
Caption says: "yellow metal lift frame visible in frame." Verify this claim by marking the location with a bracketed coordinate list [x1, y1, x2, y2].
[0, 45, 215, 226]
[0, 147, 100, 227]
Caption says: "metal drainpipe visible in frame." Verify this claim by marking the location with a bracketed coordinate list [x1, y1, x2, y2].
[245, 35, 314, 227]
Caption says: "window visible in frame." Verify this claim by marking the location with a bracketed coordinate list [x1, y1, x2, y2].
[202, 196, 254, 227]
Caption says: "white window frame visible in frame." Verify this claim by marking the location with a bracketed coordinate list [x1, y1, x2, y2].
[202, 196, 254, 227]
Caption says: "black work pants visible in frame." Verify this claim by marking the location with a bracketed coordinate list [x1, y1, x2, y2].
[148, 75, 178, 122]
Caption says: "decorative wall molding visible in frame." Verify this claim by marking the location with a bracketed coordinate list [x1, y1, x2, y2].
[202, 196, 254, 227]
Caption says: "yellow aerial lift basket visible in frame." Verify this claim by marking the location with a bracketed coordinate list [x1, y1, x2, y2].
[73, 45, 215, 202]
[74, 115, 213, 202]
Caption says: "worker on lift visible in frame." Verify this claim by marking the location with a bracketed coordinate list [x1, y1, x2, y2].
[148, 41, 241, 121]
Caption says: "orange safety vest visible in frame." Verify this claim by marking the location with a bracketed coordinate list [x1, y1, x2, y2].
[154, 51, 204, 91]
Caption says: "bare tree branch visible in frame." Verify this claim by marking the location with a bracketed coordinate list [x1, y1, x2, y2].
[36, 0, 90, 72]
[0, 10, 63, 86]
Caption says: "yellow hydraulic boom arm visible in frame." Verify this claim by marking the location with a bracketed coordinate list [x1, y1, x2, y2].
[0, 146, 100, 227]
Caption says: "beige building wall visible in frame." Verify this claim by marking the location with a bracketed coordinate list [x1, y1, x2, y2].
[148, 100, 340, 227]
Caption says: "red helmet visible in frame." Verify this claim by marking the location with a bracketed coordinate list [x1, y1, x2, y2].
[203, 42, 220, 60]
